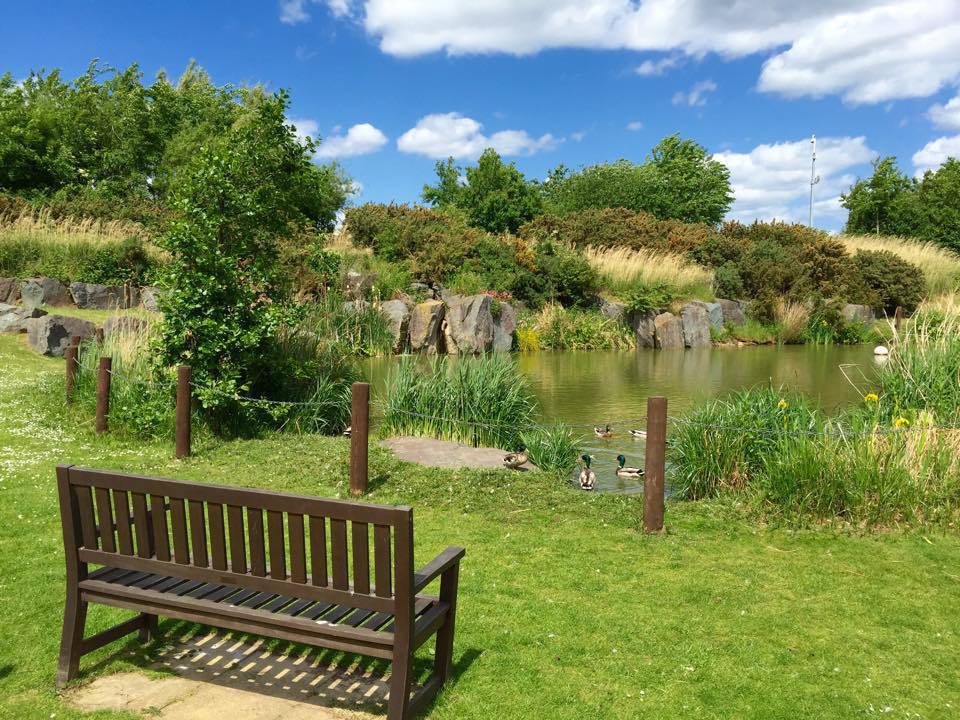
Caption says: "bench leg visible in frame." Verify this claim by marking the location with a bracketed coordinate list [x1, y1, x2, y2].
[388, 649, 413, 720]
[57, 592, 87, 688]
[433, 564, 460, 684]
[138, 613, 159, 643]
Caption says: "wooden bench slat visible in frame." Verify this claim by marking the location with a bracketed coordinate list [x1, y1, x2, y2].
[352, 522, 370, 595]
[288, 514, 306, 584]
[267, 510, 286, 581]
[188, 500, 208, 568]
[248, 508, 266, 577]
[131, 493, 153, 559]
[330, 519, 348, 590]
[95, 487, 116, 553]
[226, 505, 247, 575]
[150, 493, 171, 561]
[208, 503, 227, 571]
[374, 524, 392, 598]
[75, 485, 98, 550]
[169, 498, 189, 564]
[114, 490, 134, 555]
[309, 516, 327, 587]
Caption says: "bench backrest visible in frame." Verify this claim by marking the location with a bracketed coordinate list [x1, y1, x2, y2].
[56, 465, 415, 616]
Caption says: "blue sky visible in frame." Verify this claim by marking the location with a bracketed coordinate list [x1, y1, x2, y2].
[4, 1, 960, 230]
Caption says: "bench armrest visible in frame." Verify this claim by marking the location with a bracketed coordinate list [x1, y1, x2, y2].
[413, 546, 465, 593]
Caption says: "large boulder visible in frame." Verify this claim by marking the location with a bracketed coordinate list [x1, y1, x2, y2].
[0, 305, 46, 333]
[600, 299, 626, 321]
[69, 282, 124, 310]
[342, 299, 371, 314]
[842, 304, 875, 325]
[102, 315, 149, 339]
[408, 300, 445, 354]
[21, 277, 71, 308]
[0, 277, 19, 304]
[717, 298, 746, 326]
[654, 312, 684, 350]
[681, 303, 712, 348]
[380, 299, 411, 353]
[344, 271, 376, 300]
[628, 309, 657, 349]
[704, 302, 724, 332]
[443, 294, 495, 355]
[26, 314, 95, 356]
[140, 286, 163, 313]
[492, 302, 517, 352]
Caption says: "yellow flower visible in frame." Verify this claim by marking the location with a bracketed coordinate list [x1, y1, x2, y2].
[777, 399, 788, 410]
[864, 393, 879, 403]
[894, 417, 911, 428]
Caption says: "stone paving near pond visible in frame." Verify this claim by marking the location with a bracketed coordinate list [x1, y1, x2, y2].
[382, 436, 532, 470]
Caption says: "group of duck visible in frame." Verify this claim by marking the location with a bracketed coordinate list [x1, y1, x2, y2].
[502, 423, 646, 492]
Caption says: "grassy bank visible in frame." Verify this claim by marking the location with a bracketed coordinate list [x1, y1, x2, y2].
[840, 233, 960, 297]
[1, 333, 959, 719]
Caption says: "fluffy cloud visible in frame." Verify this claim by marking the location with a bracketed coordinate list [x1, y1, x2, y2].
[635, 55, 682, 77]
[912, 135, 960, 176]
[714, 136, 875, 225]
[289, 118, 320, 146]
[672, 80, 716, 107]
[626, 120, 643, 131]
[314, 123, 388, 159]
[279, 0, 348, 25]
[397, 113, 560, 159]
[312, 1, 960, 104]
[928, 96, 960, 130]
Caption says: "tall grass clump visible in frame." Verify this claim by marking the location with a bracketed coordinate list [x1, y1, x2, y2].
[382, 355, 537, 449]
[840, 234, 960, 297]
[298, 293, 395, 357]
[774, 300, 810, 344]
[521, 423, 580, 475]
[584, 245, 714, 299]
[518, 303, 635, 351]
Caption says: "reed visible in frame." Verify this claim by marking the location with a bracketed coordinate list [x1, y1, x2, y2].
[583, 245, 714, 298]
[774, 300, 810, 344]
[521, 423, 580, 475]
[839, 234, 960, 297]
[519, 303, 635, 351]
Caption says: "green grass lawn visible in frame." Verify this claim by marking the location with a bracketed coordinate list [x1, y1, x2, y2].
[1, 332, 958, 719]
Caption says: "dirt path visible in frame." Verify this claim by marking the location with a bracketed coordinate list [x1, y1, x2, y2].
[381, 436, 534, 470]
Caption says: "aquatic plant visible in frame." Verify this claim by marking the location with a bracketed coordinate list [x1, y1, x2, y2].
[521, 422, 580, 475]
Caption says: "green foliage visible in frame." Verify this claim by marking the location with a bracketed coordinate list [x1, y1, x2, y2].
[521, 423, 580, 475]
[422, 149, 542, 233]
[541, 134, 732, 224]
[307, 245, 342, 292]
[382, 355, 538, 449]
[299, 293, 395, 358]
[0, 235, 157, 285]
[851, 249, 926, 314]
[622, 281, 678, 313]
[519, 304, 635, 351]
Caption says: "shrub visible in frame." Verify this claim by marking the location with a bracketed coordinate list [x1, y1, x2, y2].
[852, 249, 926, 314]
[519, 304, 635, 351]
[622, 281, 678, 314]
[840, 234, 960, 297]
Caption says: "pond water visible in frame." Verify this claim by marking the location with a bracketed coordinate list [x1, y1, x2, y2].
[364, 344, 880, 493]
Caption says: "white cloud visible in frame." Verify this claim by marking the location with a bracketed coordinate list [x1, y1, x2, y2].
[311, 1, 960, 104]
[714, 136, 875, 226]
[315, 123, 388, 159]
[672, 80, 716, 107]
[279, 0, 350, 25]
[290, 118, 320, 146]
[396, 112, 560, 159]
[626, 120, 643, 131]
[912, 135, 960, 176]
[635, 55, 682, 77]
[928, 96, 960, 130]
[570, 131, 586, 142]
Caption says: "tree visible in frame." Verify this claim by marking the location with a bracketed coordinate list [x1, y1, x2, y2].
[422, 149, 542, 233]
[841, 156, 913, 235]
[913, 158, 960, 253]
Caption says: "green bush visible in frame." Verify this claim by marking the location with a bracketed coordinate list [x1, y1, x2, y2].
[622, 281, 678, 313]
[0, 235, 158, 285]
[521, 423, 580, 475]
[519, 304, 635, 351]
[852, 249, 926, 314]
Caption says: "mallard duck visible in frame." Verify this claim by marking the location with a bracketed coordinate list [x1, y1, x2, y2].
[616, 454, 644, 477]
[503, 444, 528, 470]
[342, 425, 351, 437]
[594, 424, 613, 439]
[578, 454, 596, 490]
[629, 429, 647, 439]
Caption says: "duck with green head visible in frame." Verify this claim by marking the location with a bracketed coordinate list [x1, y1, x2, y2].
[616, 454, 644, 477]
[578, 454, 596, 490]
[594, 424, 613, 439]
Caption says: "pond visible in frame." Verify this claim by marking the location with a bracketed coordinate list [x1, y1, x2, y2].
[364, 344, 881, 493]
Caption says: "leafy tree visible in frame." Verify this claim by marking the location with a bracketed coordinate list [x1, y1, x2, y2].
[540, 134, 732, 225]
[422, 149, 542, 233]
[913, 158, 960, 253]
[841, 156, 913, 235]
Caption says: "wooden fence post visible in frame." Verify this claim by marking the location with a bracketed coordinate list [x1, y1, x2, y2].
[350, 382, 370, 496]
[175, 365, 192, 459]
[64, 344, 78, 404]
[643, 396, 667, 533]
[95, 357, 112, 435]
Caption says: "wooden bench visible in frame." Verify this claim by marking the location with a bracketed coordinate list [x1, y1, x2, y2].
[55, 465, 465, 720]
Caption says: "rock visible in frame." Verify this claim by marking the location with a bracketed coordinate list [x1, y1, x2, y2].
[0, 305, 46, 333]
[380, 299, 411, 353]
[842, 304, 875, 325]
[140, 286, 163, 313]
[342, 299, 371, 315]
[600, 300, 626, 321]
[408, 300, 445, 354]
[628, 309, 657, 349]
[26, 314, 95, 356]
[344, 271, 376, 299]
[443, 294, 495, 355]
[716, 298, 746, 326]
[0, 277, 19, 304]
[20, 277, 71, 308]
[704, 302, 724, 332]
[681, 303, 712, 348]
[102, 315, 149, 339]
[492, 302, 517, 352]
[654, 312, 684, 350]
[69, 282, 124, 310]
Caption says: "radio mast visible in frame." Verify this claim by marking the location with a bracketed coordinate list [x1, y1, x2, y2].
[809, 135, 820, 227]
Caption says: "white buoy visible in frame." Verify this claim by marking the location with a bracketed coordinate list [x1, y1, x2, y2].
[874, 346, 889, 356]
